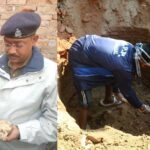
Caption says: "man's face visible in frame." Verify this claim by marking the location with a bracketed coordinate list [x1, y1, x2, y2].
[4, 35, 38, 65]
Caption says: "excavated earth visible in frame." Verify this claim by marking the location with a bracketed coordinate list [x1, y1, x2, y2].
[57, 0, 150, 149]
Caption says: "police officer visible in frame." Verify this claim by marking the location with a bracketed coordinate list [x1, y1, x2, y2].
[0, 10, 57, 150]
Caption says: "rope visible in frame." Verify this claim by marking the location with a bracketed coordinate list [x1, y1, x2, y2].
[134, 43, 150, 78]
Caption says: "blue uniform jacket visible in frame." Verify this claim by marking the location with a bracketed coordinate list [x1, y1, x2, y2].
[69, 35, 143, 108]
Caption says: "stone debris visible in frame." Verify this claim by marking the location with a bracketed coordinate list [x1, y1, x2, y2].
[0, 120, 12, 141]
[65, 26, 74, 34]
[82, 13, 91, 23]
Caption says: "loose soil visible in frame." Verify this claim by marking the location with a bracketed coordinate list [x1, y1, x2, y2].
[57, 0, 150, 149]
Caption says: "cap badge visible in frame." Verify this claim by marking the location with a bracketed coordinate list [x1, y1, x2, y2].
[15, 28, 22, 38]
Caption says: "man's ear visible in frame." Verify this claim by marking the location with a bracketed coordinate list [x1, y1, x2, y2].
[32, 35, 39, 45]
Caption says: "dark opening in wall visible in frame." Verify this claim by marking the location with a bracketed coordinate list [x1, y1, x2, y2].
[104, 27, 150, 44]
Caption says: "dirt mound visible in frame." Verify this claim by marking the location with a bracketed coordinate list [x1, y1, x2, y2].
[57, 0, 150, 149]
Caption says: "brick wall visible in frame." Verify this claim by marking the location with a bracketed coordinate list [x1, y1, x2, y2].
[0, 0, 57, 61]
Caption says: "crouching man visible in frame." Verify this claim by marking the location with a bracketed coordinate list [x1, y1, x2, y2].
[69, 35, 150, 129]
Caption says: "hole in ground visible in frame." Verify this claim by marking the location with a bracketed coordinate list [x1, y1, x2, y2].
[58, 27, 150, 136]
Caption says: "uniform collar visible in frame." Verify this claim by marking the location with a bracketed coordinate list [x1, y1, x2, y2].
[0, 46, 44, 75]
[22, 46, 44, 74]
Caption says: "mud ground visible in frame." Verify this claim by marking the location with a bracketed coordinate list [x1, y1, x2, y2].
[57, 0, 150, 149]
[58, 64, 150, 150]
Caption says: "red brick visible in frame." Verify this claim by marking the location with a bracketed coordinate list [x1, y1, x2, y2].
[48, 39, 57, 48]
[49, 20, 57, 28]
[41, 14, 52, 21]
[38, 27, 51, 35]
[6, 5, 16, 11]
[38, 5, 57, 14]
[41, 20, 50, 27]
[20, 5, 37, 11]
[48, 0, 57, 4]
[27, 0, 50, 4]
[1, 13, 12, 20]
[37, 40, 49, 47]
[38, 27, 56, 37]
[0, 6, 6, 13]
[0, 20, 6, 26]
[7, 0, 26, 5]
[52, 14, 57, 20]
[39, 35, 51, 40]
[0, 0, 6, 4]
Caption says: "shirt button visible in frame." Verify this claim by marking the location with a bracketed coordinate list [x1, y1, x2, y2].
[26, 79, 29, 82]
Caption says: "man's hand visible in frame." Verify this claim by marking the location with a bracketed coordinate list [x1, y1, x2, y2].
[5, 125, 20, 142]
